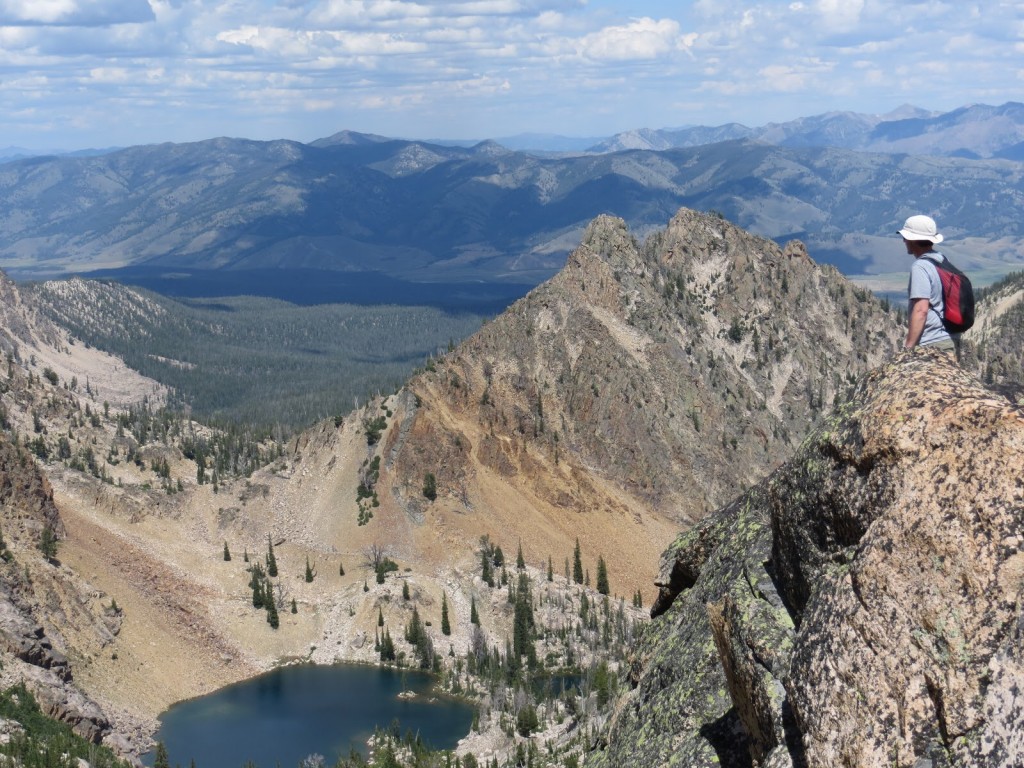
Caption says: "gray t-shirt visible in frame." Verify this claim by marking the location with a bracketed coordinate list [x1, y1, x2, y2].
[908, 252, 952, 346]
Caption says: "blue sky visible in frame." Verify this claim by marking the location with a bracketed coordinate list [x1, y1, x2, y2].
[1, 0, 1022, 150]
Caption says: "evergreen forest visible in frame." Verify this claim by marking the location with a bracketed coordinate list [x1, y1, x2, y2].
[28, 284, 489, 432]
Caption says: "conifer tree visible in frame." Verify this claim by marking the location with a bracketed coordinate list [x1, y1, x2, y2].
[378, 607, 385, 627]
[251, 566, 265, 609]
[243, 548, 249, 563]
[291, 598, 297, 614]
[154, 742, 170, 768]
[266, 535, 278, 577]
[267, 598, 279, 629]
[405, 605, 423, 645]
[338, 561, 345, 576]
[547, 555, 553, 582]
[470, 595, 479, 625]
[380, 627, 396, 661]
[223, 541, 231, 562]
[572, 538, 584, 584]
[512, 572, 535, 667]
[441, 592, 451, 636]
[481, 548, 493, 587]
[402, 579, 410, 600]
[305, 556, 315, 583]
[516, 541, 525, 569]
[596, 555, 610, 595]
[39, 525, 58, 560]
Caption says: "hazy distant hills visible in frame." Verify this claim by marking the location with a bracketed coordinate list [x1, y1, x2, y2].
[591, 102, 1024, 158]
[2, 104, 1024, 294]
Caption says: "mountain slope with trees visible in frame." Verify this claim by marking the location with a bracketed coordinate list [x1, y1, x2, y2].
[2, 132, 1024, 292]
[2, 208, 1022, 767]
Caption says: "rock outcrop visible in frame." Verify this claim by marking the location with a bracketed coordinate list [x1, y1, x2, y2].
[593, 348, 1024, 767]
[376, 210, 902, 601]
[0, 435, 113, 745]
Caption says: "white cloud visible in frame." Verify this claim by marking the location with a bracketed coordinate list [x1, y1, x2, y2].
[814, 0, 863, 31]
[87, 66, 132, 82]
[578, 17, 686, 61]
[0, 0, 1022, 149]
[0, 0, 154, 26]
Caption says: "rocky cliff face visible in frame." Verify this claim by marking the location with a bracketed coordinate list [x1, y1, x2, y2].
[0, 436, 115, 745]
[383, 209, 901, 579]
[593, 348, 1024, 767]
[963, 270, 1024, 407]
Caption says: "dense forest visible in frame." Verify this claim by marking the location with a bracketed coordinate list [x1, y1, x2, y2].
[28, 282, 490, 433]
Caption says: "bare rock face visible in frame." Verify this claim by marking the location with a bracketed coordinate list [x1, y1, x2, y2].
[594, 349, 1024, 767]
[0, 435, 112, 745]
[388, 208, 901, 527]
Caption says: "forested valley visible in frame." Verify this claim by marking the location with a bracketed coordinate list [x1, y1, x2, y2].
[27, 279, 489, 433]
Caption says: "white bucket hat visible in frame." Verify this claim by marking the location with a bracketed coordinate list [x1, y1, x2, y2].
[898, 214, 943, 243]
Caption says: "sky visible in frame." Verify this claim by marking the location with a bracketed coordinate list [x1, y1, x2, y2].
[1, 0, 1023, 151]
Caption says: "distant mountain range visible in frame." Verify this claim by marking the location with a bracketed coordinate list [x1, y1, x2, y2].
[1, 102, 1023, 297]
[6, 102, 1023, 160]
[590, 102, 1024, 159]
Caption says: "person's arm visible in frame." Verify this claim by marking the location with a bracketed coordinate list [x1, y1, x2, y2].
[904, 297, 929, 349]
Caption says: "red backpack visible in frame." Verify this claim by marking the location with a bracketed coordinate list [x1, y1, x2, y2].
[922, 255, 975, 333]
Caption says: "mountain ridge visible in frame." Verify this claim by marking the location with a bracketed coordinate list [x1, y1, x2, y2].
[0, 209, 1020, 766]
[3, 134, 1024, 291]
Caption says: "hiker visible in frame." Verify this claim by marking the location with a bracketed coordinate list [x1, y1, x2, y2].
[899, 214, 960, 355]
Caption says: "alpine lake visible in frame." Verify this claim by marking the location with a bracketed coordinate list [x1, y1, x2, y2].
[145, 663, 475, 768]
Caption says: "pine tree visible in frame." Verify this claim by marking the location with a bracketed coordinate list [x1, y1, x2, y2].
[481, 548, 493, 587]
[405, 606, 423, 645]
[402, 579, 410, 600]
[305, 556, 315, 583]
[470, 595, 479, 625]
[547, 555, 553, 582]
[267, 596, 280, 629]
[596, 555, 610, 595]
[291, 598, 297, 614]
[512, 572, 535, 667]
[572, 538, 584, 584]
[441, 592, 451, 635]
[516, 540, 525, 569]
[223, 541, 231, 562]
[378, 607, 385, 627]
[243, 548, 249, 563]
[252, 572, 265, 609]
[338, 561, 345, 576]
[39, 525, 59, 560]
[266, 535, 278, 577]
[380, 627, 396, 661]
[154, 741, 171, 768]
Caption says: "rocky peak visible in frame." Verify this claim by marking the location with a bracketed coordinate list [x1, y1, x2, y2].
[593, 348, 1024, 767]
[387, 208, 902, 522]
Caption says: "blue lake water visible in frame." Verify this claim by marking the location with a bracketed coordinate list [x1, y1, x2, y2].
[148, 664, 475, 768]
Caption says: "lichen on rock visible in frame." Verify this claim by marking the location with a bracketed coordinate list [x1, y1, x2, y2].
[594, 348, 1024, 767]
